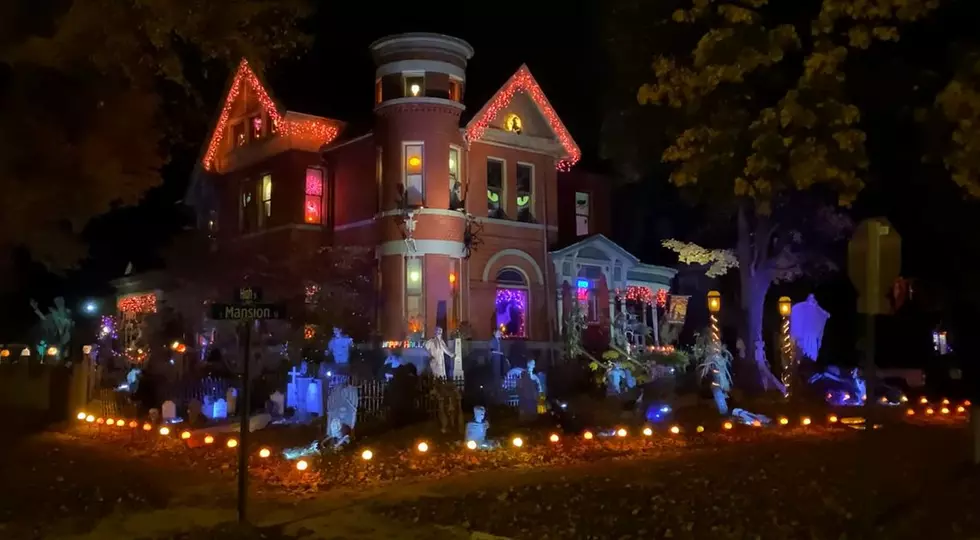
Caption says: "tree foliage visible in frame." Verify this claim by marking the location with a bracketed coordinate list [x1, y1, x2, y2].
[935, 53, 980, 197]
[0, 0, 312, 269]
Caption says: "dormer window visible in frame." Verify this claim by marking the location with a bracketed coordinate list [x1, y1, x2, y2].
[249, 114, 264, 141]
[403, 74, 424, 97]
[232, 122, 246, 147]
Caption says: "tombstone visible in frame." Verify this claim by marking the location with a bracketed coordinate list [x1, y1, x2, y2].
[516, 374, 539, 423]
[226, 387, 238, 417]
[286, 366, 314, 418]
[161, 400, 176, 422]
[202, 395, 214, 420]
[187, 398, 202, 425]
[326, 384, 359, 438]
[149, 408, 160, 424]
[790, 294, 831, 361]
[268, 390, 285, 416]
[305, 378, 324, 417]
[212, 398, 228, 420]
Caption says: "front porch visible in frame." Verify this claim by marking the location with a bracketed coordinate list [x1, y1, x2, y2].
[550, 234, 676, 348]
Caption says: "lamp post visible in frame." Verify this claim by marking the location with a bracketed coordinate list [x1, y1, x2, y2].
[707, 291, 721, 351]
[778, 296, 793, 397]
[706, 291, 726, 414]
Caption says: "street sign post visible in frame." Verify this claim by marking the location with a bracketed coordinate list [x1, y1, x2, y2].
[210, 286, 285, 524]
[848, 218, 901, 428]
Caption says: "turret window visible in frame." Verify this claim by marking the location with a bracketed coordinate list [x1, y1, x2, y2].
[403, 74, 424, 98]
[487, 158, 505, 218]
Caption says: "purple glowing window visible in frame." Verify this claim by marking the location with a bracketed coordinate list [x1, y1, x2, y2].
[495, 288, 527, 338]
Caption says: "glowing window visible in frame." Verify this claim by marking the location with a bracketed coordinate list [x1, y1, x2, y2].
[260, 174, 272, 226]
[449, 147, 462, 210]
[404, 143, 424, 206]
[487, 159, 504, 218]
[305, 168, 324, 224]
[404, 75, 424, 97]
[516, 163, 533, 222]
[495, 269, 528, 338]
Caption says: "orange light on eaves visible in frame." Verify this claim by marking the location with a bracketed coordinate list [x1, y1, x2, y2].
[201, 59, 340, 171]
[464, 65, 580, 170]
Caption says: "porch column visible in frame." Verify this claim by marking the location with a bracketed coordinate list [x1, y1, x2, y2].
[608, 292, 616, 337]
[651, 299, 660, 346]
[556, 288, 564, 336]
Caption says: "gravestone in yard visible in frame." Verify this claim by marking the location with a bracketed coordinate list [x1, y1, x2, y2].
[161, 400, 176, 422]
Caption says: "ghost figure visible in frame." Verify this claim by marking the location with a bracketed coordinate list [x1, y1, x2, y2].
[790, 294, 830, 361]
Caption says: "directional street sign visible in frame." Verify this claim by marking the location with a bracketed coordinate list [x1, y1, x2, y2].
[210, 303, 285, 321]
[848, 217, 901, 315]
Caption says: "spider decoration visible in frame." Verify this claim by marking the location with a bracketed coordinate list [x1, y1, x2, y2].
[462, 213, 484, 260]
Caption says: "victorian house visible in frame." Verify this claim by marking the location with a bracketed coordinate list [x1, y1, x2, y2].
[183, 32, 675, 346]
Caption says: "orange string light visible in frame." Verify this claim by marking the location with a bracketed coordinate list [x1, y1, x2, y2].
[464, 65, 580, 170]
[202, 59, 340, 171]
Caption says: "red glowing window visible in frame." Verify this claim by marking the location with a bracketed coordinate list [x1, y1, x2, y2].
[305, 168, 324, 224]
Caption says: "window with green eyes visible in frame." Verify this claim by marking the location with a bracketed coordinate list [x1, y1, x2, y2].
[516, 163, 533, 222]
[487, 158, 505, 218]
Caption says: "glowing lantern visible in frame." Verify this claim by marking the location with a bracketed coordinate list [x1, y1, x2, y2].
[829, 415, 839, 423]
[615, 428, 627, 437]
[180, 431, 191, 440]
[85, 415, 95, 423]
[778, 296, 792, 316]
[296, 460, 309, 471]
[204, 435, 214, 444]
[696, 425, 705, 433]
[669, 425, 680, 434]
[549, 433, 560, 443]
[723, 421, 733, 430]
[106, 418, 114, 425]
[906, 408, 915, 416]
[801, 417, 812, 426]
[778, 417, 789, 425]
[259, 448, 271, 458]
[361, 449, 373, 460]
[142, 423, 152, 431]
[449, 272, 456, 285]
[920, 397, 929, 404]
[227, 438, 238, 448]
[926, 408, 935, 415]
[957, 406, 966, 413]
[642, 427, 653, 436]
[116, 419, 125, 427]
[965, 400, 972, 407]
[96, 417, 105, 425]
[752, 420, 762, 427]
[583, 431, 594, 440]
[417, 442, 429, 453]
[77, 412, 86, 420]
[707, 291, 721, 313]
[942, 398, 951, 405]
[46, 346, 59, 356]
[128, 421, 137, 428]
[900, 395, 909, 403]
[0, 349, 8, 358]
[466, 440, 477, 450]
[159, 426, 170, 436]
[512, 437, 524, 448]
[941, 407, 950, 415]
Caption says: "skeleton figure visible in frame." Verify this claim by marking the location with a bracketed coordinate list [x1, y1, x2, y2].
[431, 378, 463, 434]
[402, 209, 419, 252]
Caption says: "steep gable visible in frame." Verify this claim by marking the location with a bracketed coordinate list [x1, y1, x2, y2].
[465, 64, 581, 171]
[202, 59, 343, 172]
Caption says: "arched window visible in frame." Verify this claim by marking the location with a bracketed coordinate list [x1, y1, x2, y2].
[494, 268, 528, 338]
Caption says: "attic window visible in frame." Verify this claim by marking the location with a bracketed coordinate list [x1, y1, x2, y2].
[249, 114, 264, 141]
[232, 122, 246, 147]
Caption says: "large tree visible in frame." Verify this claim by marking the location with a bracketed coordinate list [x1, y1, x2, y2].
[620, 0, 941, 391]
[0, 0, 312, 270]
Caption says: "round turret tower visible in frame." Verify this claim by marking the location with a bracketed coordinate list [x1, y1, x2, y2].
[371, 33, 474, 344]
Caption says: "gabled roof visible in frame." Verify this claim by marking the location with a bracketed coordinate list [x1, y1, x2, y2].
[550, 234, 640, 264]
[201, 59, 343, 171]
[464, 64, 581, 171]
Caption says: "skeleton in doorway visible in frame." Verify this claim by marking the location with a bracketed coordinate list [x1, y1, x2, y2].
[430, 377, 463, 434]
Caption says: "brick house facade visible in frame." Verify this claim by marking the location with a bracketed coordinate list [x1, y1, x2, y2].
[187, 32, 674, 346]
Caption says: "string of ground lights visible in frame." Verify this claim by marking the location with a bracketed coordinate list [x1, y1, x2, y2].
[73, 399, 971, 475]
